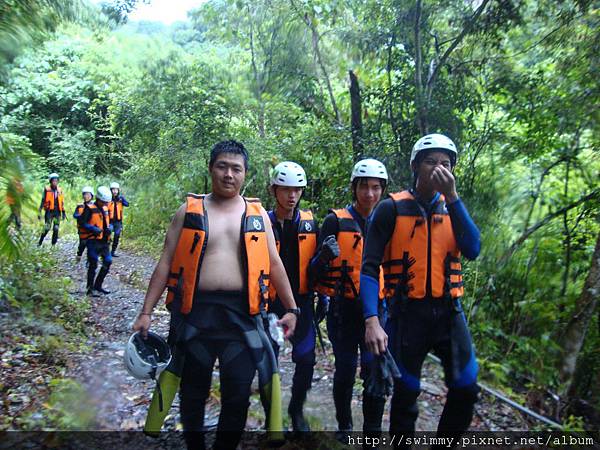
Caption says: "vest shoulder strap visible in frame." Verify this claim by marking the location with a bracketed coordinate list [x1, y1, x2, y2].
[331, 207, 361, 233]
[186, 194, 204, 215]
[331, 208, 352, 220]
[299, 209, 314, 221]
[245, 200, 264, 214]
[389, 190, 413, 202]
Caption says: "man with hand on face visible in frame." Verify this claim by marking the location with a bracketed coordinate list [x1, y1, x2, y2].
[311, 159, 389, 442]
[267, 161, 317, 433]
[361, 134, 481, 448]
[132, 140, 298, 450]
[108, 182, 129, 257]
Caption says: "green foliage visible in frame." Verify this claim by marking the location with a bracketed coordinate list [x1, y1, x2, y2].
[43, 378, 96, 429]
[1, 0, 599, 422]
[0, 233, 90, 335]
[0, 131, 39, 259]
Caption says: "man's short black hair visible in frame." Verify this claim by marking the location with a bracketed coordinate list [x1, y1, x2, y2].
[209, 140, 249, 170]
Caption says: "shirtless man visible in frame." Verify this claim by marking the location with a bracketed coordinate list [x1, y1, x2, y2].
[133, 140, 298, 449]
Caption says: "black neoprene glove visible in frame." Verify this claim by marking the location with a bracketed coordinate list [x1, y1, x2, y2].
[319, 235, 340, 263]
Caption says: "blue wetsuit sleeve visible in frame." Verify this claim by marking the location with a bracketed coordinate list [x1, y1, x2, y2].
[73, 206, 81, 219]
[120, 196, 129, 207]
[360, 274, 380, 319]
[447, 198, 480, 260]
[360, 198, 396, 319]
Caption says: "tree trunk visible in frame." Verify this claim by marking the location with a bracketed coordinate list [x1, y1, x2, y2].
[560, 230, 600, 396]
[306, 14, 340, 124]
[413, 0, 427, 134]
[349, 70, 363, 158]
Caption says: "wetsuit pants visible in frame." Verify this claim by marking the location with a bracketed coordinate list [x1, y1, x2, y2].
[38, 211, 61, 246]
[386, 297, 479, 447]
[327, 298, 385, 434]
[271, 295, 316, 399]
[77, 238, 88, 257]
[180, 337, 257, 450]
[111, 220, 122, 254]
[86, 240, 112, 290]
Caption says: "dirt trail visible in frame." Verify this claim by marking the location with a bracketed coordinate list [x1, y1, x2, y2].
[52, 237, 527, 436]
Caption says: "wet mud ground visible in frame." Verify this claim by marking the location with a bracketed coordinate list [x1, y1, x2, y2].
[4, 237, 529, 449]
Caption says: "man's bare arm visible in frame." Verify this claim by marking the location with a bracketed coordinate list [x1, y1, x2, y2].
[262, 208, 296, 310]
[261, 207, 297, 337]
[133, 203, 185, 335]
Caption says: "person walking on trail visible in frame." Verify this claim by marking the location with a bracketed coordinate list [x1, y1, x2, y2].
[108, 182, 129, 257]
[361, 134, 481, 447]
[80, 186, 113, 296]
[266, 161, 318, 433]
[311, 158, 389, 441]
[73, 186, 95, 263]
[37, 173, 66, 246]
[132, 140, 298, 450]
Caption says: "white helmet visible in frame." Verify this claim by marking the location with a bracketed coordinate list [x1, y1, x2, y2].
[110, 182, 120, 190]
[96, 186, 112, 202]
[82, 186, 94, 196]
[410, 133, 458, 166]
[124, 331, 172, 380]
[48, 173, 59, 181]
[350, 159, 388, 182]
[270, 161, 307, 187]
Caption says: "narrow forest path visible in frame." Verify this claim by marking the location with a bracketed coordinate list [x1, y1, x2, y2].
[50, 237, 528, 442]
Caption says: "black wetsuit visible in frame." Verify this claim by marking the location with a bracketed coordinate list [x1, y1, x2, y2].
[360, 191, 481, 445]
[172, 291, 257, 450]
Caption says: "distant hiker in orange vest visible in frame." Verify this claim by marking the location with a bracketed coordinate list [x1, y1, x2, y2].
[361, 134, 481, 448]
[80, 186, 113, 296]
[267, 161, 318, 432]
[132, 140, 298, 450]
[73, 186, 95, 263]
[311, 158, 389, 442]
[38, 173, 66, 246]
[108, 182, 129, 257]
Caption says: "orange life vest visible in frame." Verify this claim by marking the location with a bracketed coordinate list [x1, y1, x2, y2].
[268, 210, 317, 299]
[382, 190, 463, 300]
[42, 186, 65, 212]
[85, 203, 111, 241]
[109, 199, 124, 222]
[166, 194, 271, 316]
[316, 208, 384, 300]
[75, 203, 94, 239]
